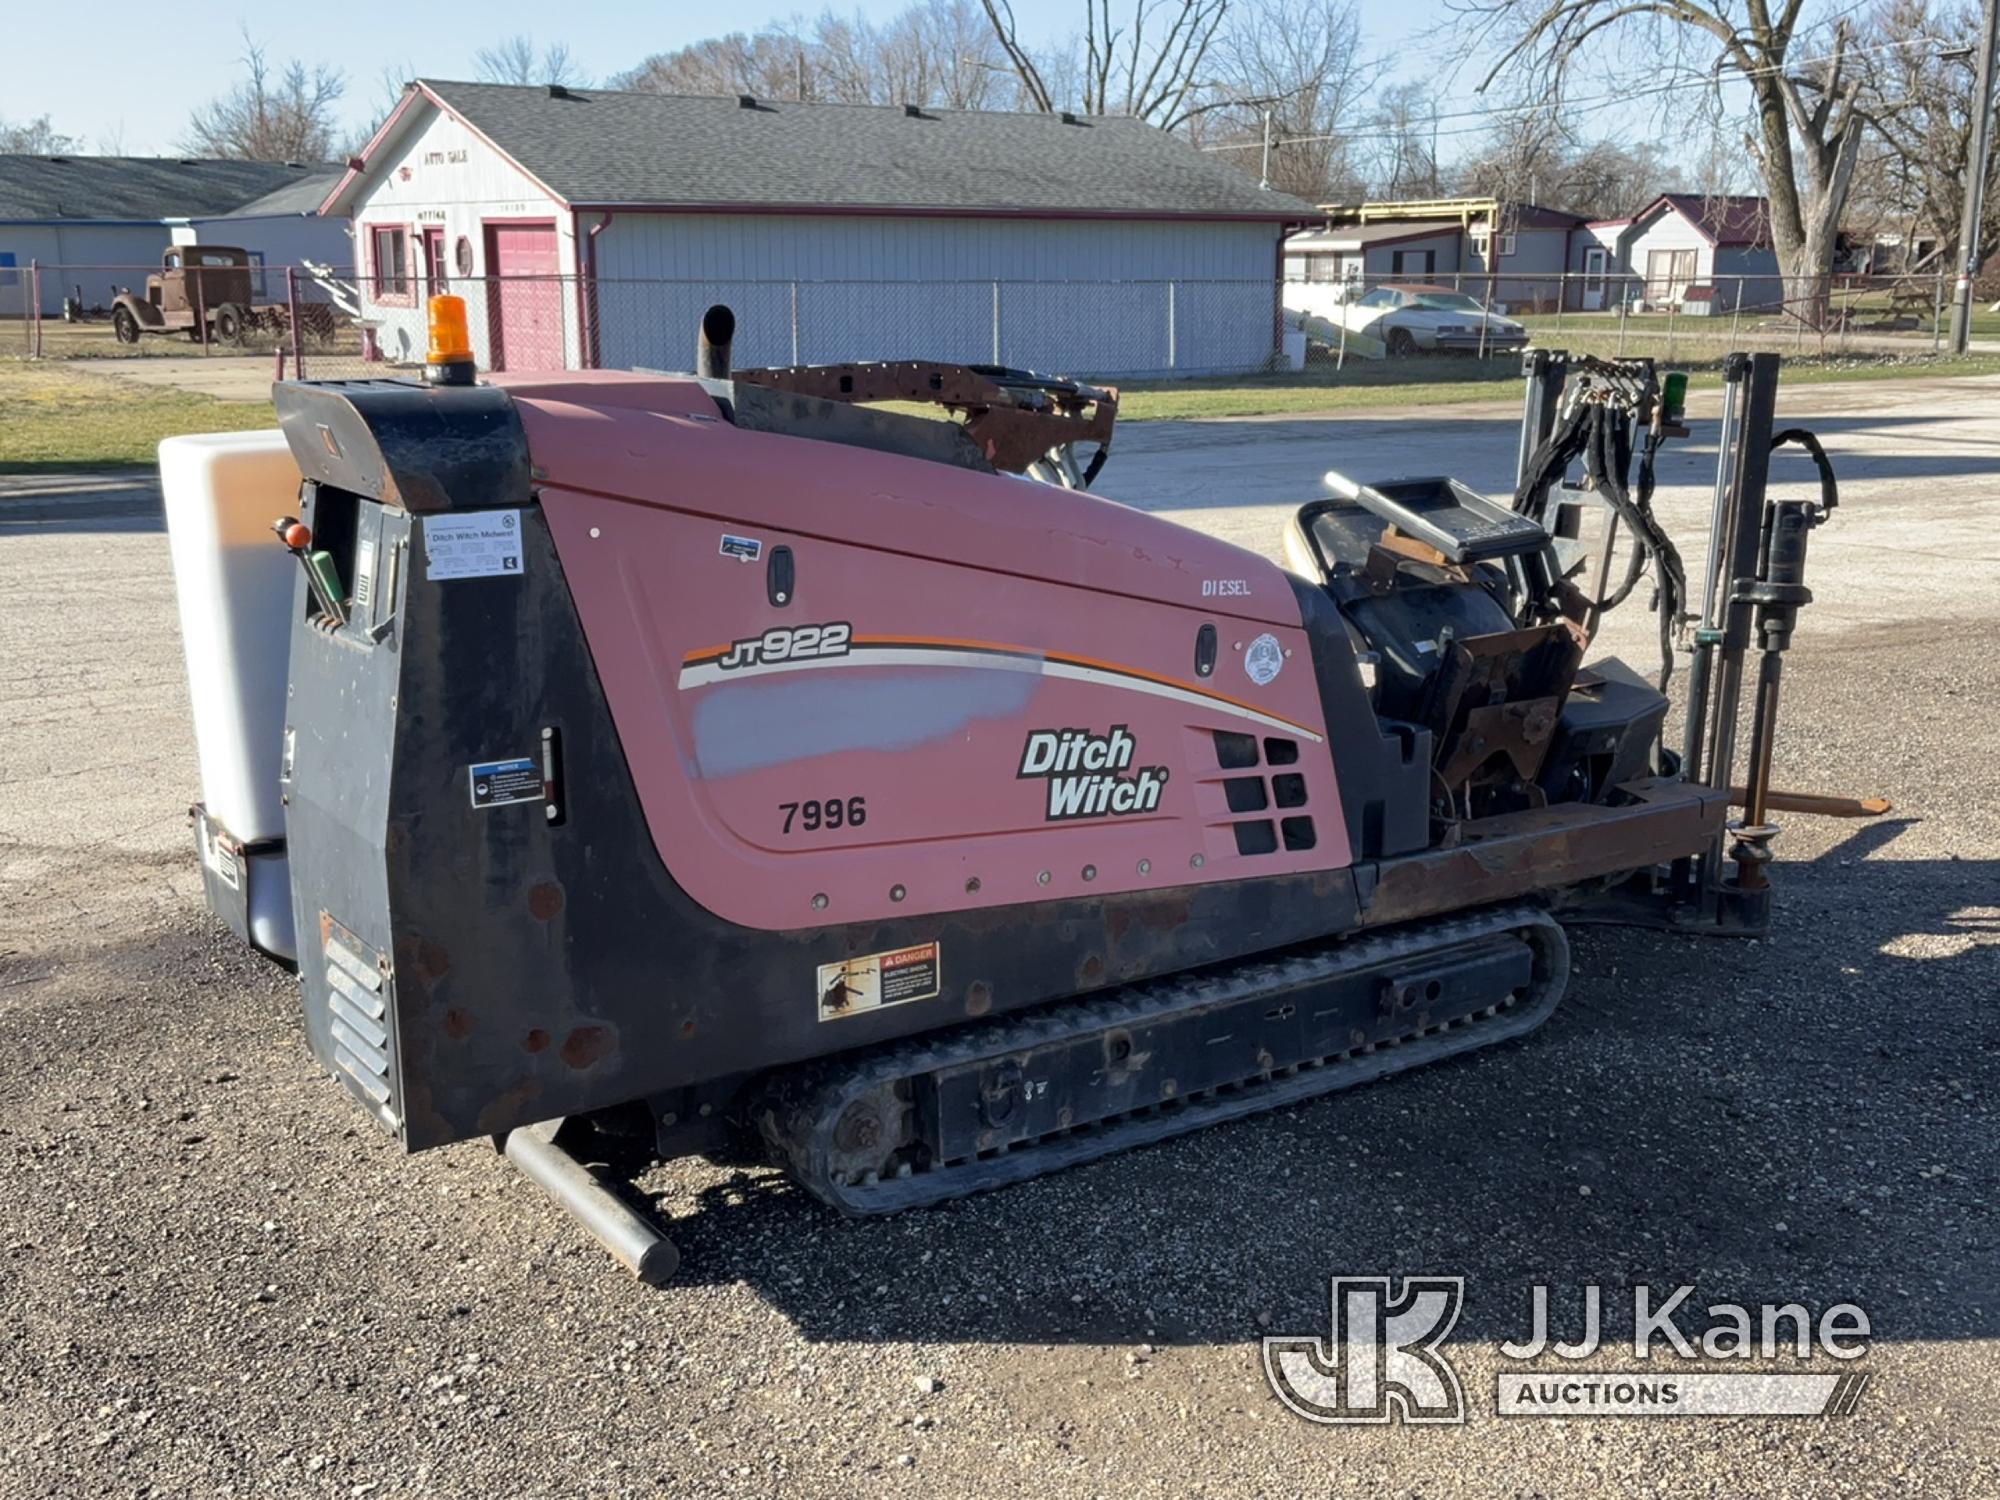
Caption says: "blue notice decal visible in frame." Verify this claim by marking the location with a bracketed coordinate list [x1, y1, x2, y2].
[468, 756, 543, 809]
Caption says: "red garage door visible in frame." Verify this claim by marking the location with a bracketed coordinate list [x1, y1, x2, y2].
[484, 222, 562, 372]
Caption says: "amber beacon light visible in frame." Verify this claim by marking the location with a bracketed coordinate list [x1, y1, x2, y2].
[425, 295, 477, 386]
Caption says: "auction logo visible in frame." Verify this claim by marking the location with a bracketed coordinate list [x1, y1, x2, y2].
[1264, 1277, 1466, 1425]
[1264, 1280, 1872, 1425]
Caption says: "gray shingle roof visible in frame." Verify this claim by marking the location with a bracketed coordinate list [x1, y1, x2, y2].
[224, 167, 345, 218]
[0, 156, 338, 221]
[410, 80, 1314, 219]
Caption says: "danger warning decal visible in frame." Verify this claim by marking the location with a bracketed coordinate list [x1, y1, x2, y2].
[1017, 726, 1168, 821]
[818, 943, 942, 1022]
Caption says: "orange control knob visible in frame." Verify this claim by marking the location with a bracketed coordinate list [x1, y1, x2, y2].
[283, 521, 313, 550]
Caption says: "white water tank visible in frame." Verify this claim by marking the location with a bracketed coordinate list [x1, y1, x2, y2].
[161, 429, 301, 961]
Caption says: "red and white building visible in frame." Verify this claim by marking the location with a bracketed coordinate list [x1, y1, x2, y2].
[320, 79, 1317, 377]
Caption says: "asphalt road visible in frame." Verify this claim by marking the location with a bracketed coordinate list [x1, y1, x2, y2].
[2, 374, 1996, 1498]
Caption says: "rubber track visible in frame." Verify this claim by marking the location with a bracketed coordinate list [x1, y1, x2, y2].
[762, 906, 1570, 1216]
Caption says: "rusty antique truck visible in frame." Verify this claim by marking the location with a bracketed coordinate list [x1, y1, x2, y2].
[111, 246, 332, 346]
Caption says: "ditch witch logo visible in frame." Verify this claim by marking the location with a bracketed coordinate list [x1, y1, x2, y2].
[1017, 726, 1168, 821]
[1264, 1279, 1871, 1424]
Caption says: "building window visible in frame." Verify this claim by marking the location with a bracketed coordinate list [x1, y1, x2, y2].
[421, 226, 448, 296]
[1289, 250, 1365, 284]
[0, 251, 16, 288]
[1472, 229, 1516, 259]
[371, 226, 409, 297]
[1645, 247, 1698, 304]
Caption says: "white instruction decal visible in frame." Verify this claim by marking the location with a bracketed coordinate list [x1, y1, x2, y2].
[353, 537, 376, 608]
[424, 510, 524, 580]
[196, 820, 240, 891]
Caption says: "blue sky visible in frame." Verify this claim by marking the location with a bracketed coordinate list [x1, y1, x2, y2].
[6, 0, 1460, 155]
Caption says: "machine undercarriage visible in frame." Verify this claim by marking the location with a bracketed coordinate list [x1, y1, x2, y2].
[759, 906, 1567, 1215]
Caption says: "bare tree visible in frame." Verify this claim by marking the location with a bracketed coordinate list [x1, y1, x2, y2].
[879, 0, 1016, 107]
[1451, 105, 1571, 203]
[983, 0, 1232, 127]
[618, 2, 1018, 109]
[181, 32, 347, 161]
[982, 0, 1057, 108]
[1456, 0, 1876, 314]
[1369, 83, 1443, 198]
[1, 115, 81, 153]
[1448, 108, 1688, 217]
[811, 13, 882, 101]
[1562, 138, 1691, 215]
[1861, 0, 1999, 273]
[476, 35, 589, 88]
[616, 31, 815, 99]
[1196, 0, 1380, 199]
[370, 64, 421, 124]
[1683, 117, 1759, 197]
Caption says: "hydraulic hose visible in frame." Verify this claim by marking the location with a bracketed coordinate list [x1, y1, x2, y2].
[1768, 427, 1839, 521]
[1513, 398, 1688, 688]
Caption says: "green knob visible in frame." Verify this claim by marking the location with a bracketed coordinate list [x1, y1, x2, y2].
[1662, 370, 1689, 424]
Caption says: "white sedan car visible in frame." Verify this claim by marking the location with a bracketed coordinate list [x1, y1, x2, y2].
[1340, 284, 1529, 357]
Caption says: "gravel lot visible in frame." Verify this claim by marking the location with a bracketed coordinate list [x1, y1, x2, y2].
[2, 374, 1995, 1498]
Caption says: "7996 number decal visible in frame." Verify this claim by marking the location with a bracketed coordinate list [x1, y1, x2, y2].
[781, 797, 867, 834]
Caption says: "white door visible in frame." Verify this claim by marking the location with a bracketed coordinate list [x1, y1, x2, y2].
[1582, 247, 1607, 311]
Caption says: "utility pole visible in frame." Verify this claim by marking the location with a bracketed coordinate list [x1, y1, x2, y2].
[1950, 0, 2000, 352]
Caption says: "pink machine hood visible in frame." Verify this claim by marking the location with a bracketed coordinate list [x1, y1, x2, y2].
[499, 371, 1306, 629]
[498, 372, 1349, 931]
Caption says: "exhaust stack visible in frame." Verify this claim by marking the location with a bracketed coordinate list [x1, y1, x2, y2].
[697, 304, 735, 379]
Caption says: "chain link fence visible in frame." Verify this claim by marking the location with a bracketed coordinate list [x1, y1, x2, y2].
[1283, 269, 1963, 369]
[10, 263, 1292, 381]
[8, 261, 359, 366]
[8, 259, 1977, 384]
[352, 272, 1291, 381]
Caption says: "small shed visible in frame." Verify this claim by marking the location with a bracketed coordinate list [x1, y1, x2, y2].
[0, 156, 348, 316]
[320, 80, 1316, 377]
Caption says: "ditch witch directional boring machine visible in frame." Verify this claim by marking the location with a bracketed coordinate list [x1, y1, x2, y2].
[166, 300, 1850, 1282]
